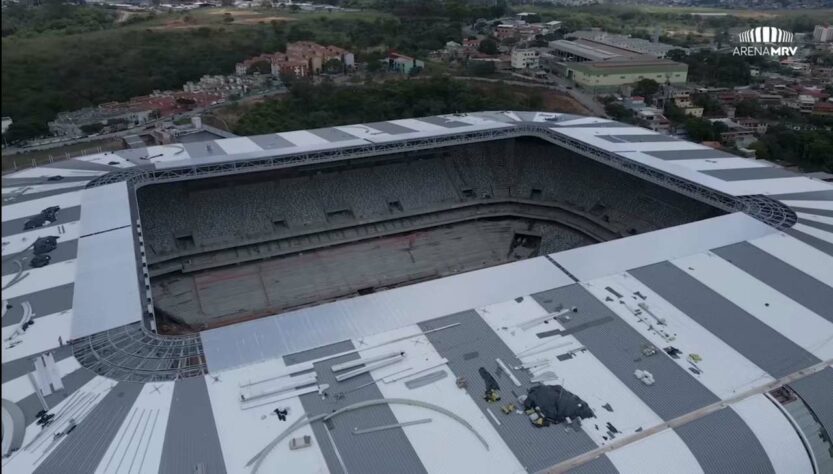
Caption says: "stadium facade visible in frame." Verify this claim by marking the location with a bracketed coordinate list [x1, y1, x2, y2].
[2, 111, 832, 474]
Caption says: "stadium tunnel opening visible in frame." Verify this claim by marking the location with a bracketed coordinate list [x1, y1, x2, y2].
[136, 137, 725, 334]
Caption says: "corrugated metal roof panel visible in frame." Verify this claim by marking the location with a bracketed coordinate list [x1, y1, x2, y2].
[629, 261, 820, 378]
[158, 377, 227, 474]
[418, 310, 610, 473]
[531, 285, 720, 421]
[675, 408, 774, 474]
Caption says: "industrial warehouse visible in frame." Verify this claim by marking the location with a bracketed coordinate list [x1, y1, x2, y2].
[2, 111, 832, 474]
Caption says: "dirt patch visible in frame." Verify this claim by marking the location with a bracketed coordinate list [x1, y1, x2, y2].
[234, 16, 295, 24]
[539, 90, 590, 115]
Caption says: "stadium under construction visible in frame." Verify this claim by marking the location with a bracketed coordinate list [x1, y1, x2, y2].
[2, 111, 832, 474]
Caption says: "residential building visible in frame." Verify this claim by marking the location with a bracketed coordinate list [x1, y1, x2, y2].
[710, 118, 756, 147]
[48, 106, 156, 137]
[544, 21, 562, 33]
[234, 42, 355, 79]
[636, 107, 671, 133]
[494, 24, 517, 40]
[812, 101, 833, 116]
[385, 53, 425, 75]
[565, 58, 688, 92]
[511, 49, 540, 70]
[798, 94, 817, 113]
[813, 25, 833, 42]
[735, 117, 768, 135]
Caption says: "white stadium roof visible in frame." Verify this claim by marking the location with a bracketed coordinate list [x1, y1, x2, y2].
[2, 111, 832, 474]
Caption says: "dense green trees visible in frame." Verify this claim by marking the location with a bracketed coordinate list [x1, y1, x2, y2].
[2, 11, 465, 141]
[752, 127, 833, 172]
[1, 1, 116, 37]
[233, 78, 537, 135]
[2, 26, 287, 140]
[675, 51, 751, 87]
[684, 117, 727, 143]
[631, 79, 660, 100]
[478, 39, 498, 55]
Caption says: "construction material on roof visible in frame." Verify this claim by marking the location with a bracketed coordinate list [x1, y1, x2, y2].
[404, 370, 448, 389]
[242, 384, 329, 411]
[517, 306, 579, 331]
[634, 369, 655, 385]
[522, 385, 594, 427]
[289, 436, 312, 450]
[385, 358, 449, 384]
[352, 418, 432, 435]
[495, 358, 522, 387]
[531, 371, 558, 383]
[335, 354, 405, 382]
[240, 372, 317, 402]
[479, 367, 501, 402]
[247, 398, 490, 473]
[331, 351, 404, 373]
[517, 340, 574, 358]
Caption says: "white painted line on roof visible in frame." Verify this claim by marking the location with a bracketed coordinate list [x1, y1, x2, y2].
[94, 381, 174, 474]
[607, 429, 703, 474]
[76, 152, 134, 169]
[358, 325, 525, 474]
[502, 111, 522, 122]
[585, 275, 774, 399]
[146, 143, 189, 164]
[722, 177, 833, 196]
[669, 157, 773, 171]
[6, 167, 105, 179]
[215, 137, 264, 155]
[732, 395, 813, 474]
[616, 151, 744, 196]
[672, 253, 833, 360]
[1, 376, 113, 473]
[551, 213, 776, 281]
[279, 130, 330, 147]
[2, 190, 82, 222]
[1, 310, 73, 364]
[1, 220, 80, 256]
[2, 181, 87, 196]
[792, 223, 833, 245]
[78, 182, 132, 236]
[797, 212, 833, 226]
[476, 298, 673, 448]
[749, 233, 833, 286]
[1, 356, 81, 403]
[1, 259, 76, 300]
[550, 117, 613, 127]
[779, 200, 833, 211]
[204, 358, 331, 474]
[391, 118, 447, 132]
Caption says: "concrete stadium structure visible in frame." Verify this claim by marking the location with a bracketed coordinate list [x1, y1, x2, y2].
[2, 111, 832, 474]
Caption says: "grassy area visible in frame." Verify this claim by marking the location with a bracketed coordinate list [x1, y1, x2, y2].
[1, 137, 124, 173]
[135, 7, 393, 30]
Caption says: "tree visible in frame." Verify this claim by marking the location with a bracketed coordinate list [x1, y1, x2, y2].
[323, 58, 344, 74]
[604, 103, 635, 123]
[247, 59, 271, 75]
[734, 99, 763, 118]
[478, 38, 498, 55]
[465, 60, 495, 76]
[632, 79, 660, 99]
[684, 117, 727, 143]
[665, 49, 688, 62]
